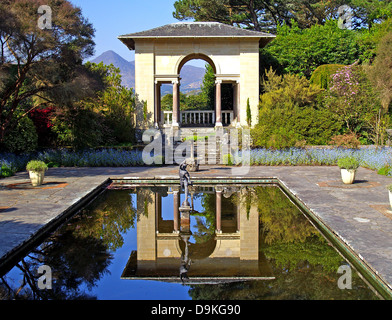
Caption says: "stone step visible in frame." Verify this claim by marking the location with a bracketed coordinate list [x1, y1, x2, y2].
[161, 127, 235, 164]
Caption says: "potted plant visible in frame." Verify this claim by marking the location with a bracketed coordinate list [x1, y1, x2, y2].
[387, 184, 392, 209]
[337, 156, 360, 184]
[26, 160, 48, 186]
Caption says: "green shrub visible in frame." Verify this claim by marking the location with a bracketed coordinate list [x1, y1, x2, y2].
[0, 165, 13, 178]
[26, 160, 48, 172]
[310, 64, 345, 89]
[52, 108, 113, 149]
[47, 161, 60, 168]
[377, 165, 391, 176]
[337, 157, 360, 170]
[252, 106, 340, 148]
[246, 98, 251, 126]
[222, 154, 233, 165]
[104, 113, 135, 145]
[387, 184, 392, 192]
[253, 69, 340, 148]
[3, 115, 38, 153]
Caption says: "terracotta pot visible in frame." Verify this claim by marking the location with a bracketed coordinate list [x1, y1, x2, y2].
[29, 170, 45, 186]
[340, 169, 356, 184]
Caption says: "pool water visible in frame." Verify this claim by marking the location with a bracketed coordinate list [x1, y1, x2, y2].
[0, 184, 380, 300]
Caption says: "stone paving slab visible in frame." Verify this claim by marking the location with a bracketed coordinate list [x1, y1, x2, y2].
[1, 165, 392, 296]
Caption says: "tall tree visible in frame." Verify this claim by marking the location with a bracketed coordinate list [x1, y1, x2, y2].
[173, 0, 356, 32]
[173, 0, 392, 32]
[261, 20, 363, 78]
[368, 31, 392, 112]
[349, 0, 392, 29]
[0, 0, 96, 145]
[173, 0, 295, 32]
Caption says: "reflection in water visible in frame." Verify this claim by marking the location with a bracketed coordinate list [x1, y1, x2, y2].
[179, 159, 193, 207]
[180, 235, 191, 282]
[0, 185, 381, 300]
[122, 185, 272, 284]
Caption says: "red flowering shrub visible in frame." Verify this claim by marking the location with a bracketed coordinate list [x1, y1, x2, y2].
[29, 106, 56, 147]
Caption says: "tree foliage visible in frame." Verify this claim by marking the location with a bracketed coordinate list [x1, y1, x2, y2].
[0, 0, 97, 146]
[324, 64, 387, 144]
[310, 64, 345, 89]
[367, 31, 392, 112]
[349, 0, 392, 29]
[252, 69, 340, 148]
[173, 0, 392, 32]
[51, 62, 136, 149]
[261, 20, 363, 79]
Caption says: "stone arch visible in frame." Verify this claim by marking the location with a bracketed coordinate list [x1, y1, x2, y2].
[178, 236, 217, 260]
[175, 53, 218, 75]
[120, 22, 275, 129]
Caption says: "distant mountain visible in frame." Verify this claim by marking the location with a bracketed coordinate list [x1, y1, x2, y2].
[91, 50, 135, 88]
[90, 50, 206, 94]
[180, 64, 206, 93]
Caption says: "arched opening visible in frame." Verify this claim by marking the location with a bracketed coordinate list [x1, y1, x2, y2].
[178, 58, 215, 127]
[157, 53, 238, 128]
[177, 53, 217, 75]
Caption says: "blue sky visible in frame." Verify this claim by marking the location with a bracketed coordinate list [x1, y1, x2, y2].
[69, 0, 193, 63]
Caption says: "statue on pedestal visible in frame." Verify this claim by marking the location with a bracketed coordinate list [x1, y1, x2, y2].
[179, 160, 192, 207]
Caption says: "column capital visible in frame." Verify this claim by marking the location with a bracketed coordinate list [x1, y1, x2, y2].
[215, 186, 224, 192]
[215, 79, 222, 85]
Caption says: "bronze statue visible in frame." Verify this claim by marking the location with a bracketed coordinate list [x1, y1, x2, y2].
[179, 160, 192, 206]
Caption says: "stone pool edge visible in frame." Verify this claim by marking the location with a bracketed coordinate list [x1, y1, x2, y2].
[112, 176, 392, 299]
[1, 170, 392, 300]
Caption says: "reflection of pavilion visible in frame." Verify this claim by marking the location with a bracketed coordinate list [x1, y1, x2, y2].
[121, 185, 274, 283]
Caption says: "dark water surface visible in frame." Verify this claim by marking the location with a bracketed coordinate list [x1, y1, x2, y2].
[0, 185, 380, 300]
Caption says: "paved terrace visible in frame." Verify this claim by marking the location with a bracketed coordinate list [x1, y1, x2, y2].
[1, 165, 392, 296]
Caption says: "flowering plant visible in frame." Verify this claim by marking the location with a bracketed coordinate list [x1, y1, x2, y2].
[325, 64, 385, 144]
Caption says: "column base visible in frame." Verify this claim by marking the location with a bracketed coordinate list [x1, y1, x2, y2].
[215, 122, 223, 128]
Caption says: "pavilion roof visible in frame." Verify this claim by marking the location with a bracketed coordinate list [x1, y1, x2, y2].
[118, 22, 275, 50]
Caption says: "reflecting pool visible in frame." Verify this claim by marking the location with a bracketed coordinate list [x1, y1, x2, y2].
[0, 184, 381, 300]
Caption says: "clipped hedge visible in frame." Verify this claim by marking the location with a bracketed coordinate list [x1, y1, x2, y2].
[310, 64, 345, 89]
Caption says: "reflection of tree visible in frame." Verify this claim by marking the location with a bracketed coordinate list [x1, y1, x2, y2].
[0, 232, 110, 300]
[72, 190, 138, 251]
[0, 189, 138, 300]
[188, 265, 378, 300]
[200, 193, 216, 224]
[136, 188, 154, 219]
[189, 186, 379, 300]
[251, 186, 343, 272]
[193, 192, 216, 243]
[192, 215, 214, 244]
[254, 186, 316, 244]
[198, 189, 237, 235]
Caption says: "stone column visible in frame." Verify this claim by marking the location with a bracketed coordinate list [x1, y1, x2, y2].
[236, 81, 240, 125]
[216, 186, 222, 233]
[172, 79, 180, 127]
[215, 80, 222, 127]
[136, 192, 156, 260]
[173, 188, 180, 233]
[155, 192, 161, 233]
[236, 199, 241, 232]
[154, 82, 161, 128]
